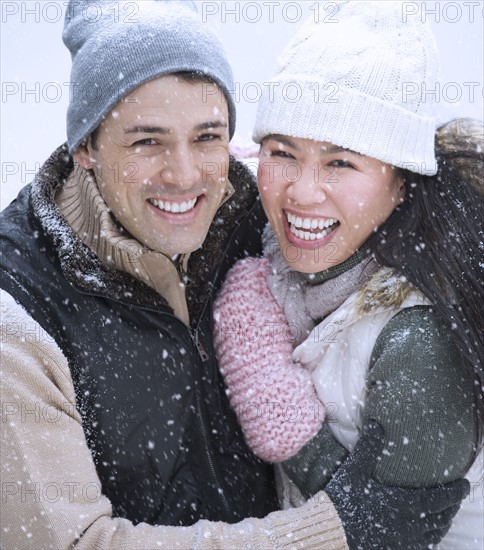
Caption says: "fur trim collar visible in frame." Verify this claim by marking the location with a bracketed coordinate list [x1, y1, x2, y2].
[356, 267, 426, 315]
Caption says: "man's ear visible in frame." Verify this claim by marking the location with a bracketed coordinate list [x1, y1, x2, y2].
[73, 140, 95, 169]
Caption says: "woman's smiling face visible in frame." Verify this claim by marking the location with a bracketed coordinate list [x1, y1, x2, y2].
[258, 135, 405, 273]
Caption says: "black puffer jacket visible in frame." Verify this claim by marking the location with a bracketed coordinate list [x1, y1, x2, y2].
[0, 144, 278, 526]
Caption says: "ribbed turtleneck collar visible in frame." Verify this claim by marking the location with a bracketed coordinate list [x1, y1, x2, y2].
[305, 246, 372, 285]
[55, 163, 190, 324]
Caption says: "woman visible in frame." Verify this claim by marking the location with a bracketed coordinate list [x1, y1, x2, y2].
[214, 3, 484, 548]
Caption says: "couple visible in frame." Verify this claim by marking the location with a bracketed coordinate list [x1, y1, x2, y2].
[1, 1, 482, 549]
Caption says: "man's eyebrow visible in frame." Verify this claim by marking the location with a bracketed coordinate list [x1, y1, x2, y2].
[125, 126, 171, 135]
[263, 134, 301, 151]
[124, 121, 228, 135]
[194, 121, 228, 131]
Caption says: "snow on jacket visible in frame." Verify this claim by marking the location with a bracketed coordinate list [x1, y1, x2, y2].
[0, 144, 347, 549]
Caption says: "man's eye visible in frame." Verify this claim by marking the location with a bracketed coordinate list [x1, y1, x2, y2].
[196, 133, 220, 142]
[133, 138, 157, 146]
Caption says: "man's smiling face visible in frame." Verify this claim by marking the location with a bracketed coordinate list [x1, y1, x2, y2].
[74, 74, 230, 256]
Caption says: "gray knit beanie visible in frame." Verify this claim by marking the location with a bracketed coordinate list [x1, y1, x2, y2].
[63, 0, 235, 153]
[253, 1, 439, 175]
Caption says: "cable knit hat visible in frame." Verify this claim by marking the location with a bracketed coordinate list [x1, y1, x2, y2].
[63, 0, 235, 152]
[253, 1, 439, 174]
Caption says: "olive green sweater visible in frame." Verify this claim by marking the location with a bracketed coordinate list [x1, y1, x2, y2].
[284, 305, 476, 496]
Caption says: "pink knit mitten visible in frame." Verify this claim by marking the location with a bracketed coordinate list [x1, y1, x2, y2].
[213, 257, 325, 462]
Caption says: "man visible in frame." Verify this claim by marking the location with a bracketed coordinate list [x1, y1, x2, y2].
[0, 1, 468, 548]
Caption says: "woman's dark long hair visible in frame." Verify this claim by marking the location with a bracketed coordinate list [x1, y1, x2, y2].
[367, 118, 484, 451]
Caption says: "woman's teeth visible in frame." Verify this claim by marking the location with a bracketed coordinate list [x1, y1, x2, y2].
[149, 197, 197, 213]
[286, 212, 339, 241]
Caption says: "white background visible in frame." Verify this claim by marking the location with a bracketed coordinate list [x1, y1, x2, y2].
[1, 0, 483, 208]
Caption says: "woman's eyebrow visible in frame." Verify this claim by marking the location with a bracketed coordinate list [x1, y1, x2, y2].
[264, 134, 301, 151]
[322, 144, 361, 156]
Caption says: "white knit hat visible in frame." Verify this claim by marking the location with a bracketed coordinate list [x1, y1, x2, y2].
[253, 1, 439, 175]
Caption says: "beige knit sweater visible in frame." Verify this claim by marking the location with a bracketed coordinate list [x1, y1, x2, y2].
[0, 166, 348, 550]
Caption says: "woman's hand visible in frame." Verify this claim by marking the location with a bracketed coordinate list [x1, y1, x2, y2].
[213, 257, 325, 462]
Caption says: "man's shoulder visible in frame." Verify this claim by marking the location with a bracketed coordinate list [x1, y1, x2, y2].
[0, 184, 44, 265]
[226, 156, 258, 208]
[228, 155, 257, 184]
[0, 184, 31, 223]
[218, 156, 265, 232]
[0, 143, 72, 234]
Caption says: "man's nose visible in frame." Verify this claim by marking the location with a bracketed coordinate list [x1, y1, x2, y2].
[160, 146, 201, 190]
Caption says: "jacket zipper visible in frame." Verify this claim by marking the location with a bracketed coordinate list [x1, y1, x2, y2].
[194, 330, 209, 362]
[190, 327, 232, 516]
[194, 222, 243, 333]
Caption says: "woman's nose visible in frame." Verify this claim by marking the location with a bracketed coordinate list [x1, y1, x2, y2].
[286, 167, 327, 205]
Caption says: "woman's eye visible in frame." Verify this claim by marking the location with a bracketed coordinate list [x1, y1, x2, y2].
[328, 159, 354, 169]
[270, 150, 294, 159]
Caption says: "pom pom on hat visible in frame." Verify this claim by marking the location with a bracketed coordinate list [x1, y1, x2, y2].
[63, 0, 235, 152]
[253, 1, 440, 175]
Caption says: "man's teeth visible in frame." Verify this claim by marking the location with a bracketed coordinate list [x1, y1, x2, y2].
[286, 212, 338, 241]
[149, 197, 197, 213]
